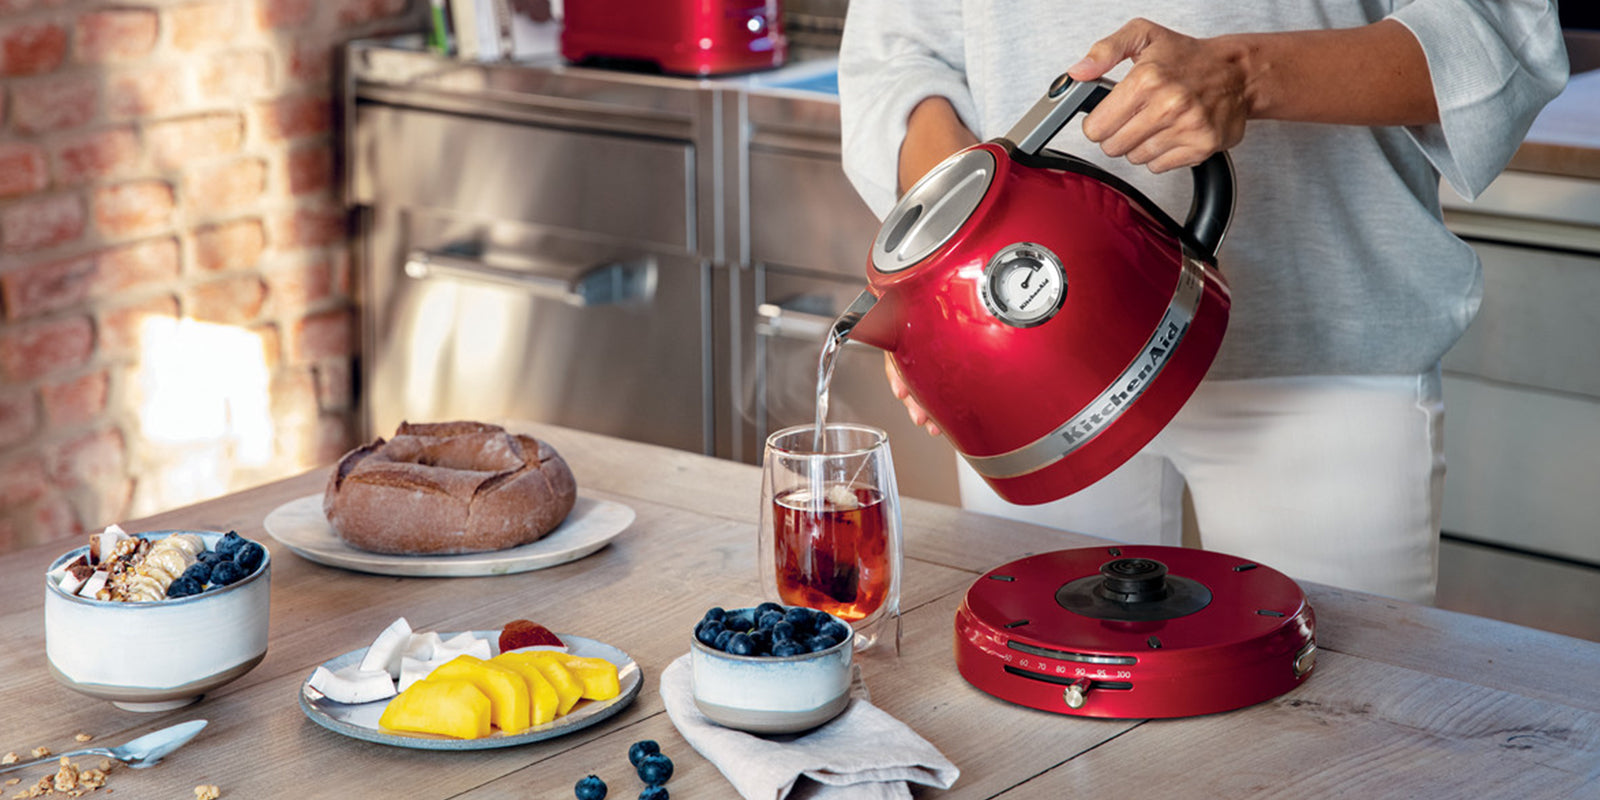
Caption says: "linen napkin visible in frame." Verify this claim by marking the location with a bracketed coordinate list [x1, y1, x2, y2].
[659, 654, 960, 800]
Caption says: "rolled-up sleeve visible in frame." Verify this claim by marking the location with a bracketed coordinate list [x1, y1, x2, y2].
[838, 0, 978, 218]
[1389, 0, 1568, 200]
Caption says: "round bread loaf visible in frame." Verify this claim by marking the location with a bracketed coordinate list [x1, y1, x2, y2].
[322, 421, 577, 555]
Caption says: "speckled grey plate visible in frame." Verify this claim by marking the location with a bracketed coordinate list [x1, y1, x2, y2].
[264, 494, 634, 577]
[297, 632, 642, 750]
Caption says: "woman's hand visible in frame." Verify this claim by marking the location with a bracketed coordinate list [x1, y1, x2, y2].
[884, 353, 942, 437]
[1066, 18, 1250, 173]
[1065, 17, 1437, 173]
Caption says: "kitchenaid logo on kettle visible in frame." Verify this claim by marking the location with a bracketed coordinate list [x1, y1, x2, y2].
[1059, 316, 1186, 446]
[966, 260, 1205, 480]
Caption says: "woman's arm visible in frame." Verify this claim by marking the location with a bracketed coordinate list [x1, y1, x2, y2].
[1066, 18, 1438, 173]
[838, 0, 975, 217]
[898, 96, 980, 193]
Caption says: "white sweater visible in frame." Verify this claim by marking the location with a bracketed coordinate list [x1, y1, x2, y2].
[838, 0, 1568, 378]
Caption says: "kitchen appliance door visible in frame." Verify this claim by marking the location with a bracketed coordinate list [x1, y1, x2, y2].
[753, 267, 959, 502]
[366, 206, 712, 454]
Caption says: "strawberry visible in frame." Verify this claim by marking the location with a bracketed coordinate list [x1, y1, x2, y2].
[498, 619, 563, 652]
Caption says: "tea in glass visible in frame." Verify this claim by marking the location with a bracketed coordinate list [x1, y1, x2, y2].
[760, 424, 901, 652]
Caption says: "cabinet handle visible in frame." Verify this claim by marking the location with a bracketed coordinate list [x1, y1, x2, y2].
[404, 249, 657, 307]
[755, 303, 871, 349]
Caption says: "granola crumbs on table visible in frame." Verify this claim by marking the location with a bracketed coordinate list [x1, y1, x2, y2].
[193, 785, 220, 800]
[28, 749, 48, 760]
[70, 736, 89, 745]
[52, 759, 77, 792]
[0, 754, 15, 765]
[12, 774, 50, 798]
[1, 757, 110, 799]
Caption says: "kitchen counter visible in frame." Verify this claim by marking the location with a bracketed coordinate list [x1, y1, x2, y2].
[1508, 29, 1600, 181]
[1508, 67, 1600, 181]
[2, 424, 1597, 798]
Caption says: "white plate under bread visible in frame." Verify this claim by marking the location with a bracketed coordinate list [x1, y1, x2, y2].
[263, 493, 634, 577]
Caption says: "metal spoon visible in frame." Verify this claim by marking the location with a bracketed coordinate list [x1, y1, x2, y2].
[0, 719, 207, 775]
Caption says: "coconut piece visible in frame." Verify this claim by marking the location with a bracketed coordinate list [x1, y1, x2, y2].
[397, 656, 443, 692]
[88, 525, 129, 566]
[49, 556, 93, 595]
[79, 571, 109, 598]
[308, 665, 397, 705]
[435, 632, 492, 661]
[402, 631, 444, 662]
[358, 617, 413, 678]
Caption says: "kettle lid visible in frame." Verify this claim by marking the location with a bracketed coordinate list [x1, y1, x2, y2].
[871, 148, 996, 274]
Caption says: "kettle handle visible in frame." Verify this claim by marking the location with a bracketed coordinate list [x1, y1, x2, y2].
[1002, 74, 1235, 260]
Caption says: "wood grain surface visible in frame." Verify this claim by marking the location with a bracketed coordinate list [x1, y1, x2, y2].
[2, 423, 1595, 799]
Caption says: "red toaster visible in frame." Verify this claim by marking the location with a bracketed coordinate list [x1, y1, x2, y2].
[561, 0, 787, 76]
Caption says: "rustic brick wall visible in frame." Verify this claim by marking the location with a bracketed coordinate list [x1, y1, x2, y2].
[0, 1, 427, 554]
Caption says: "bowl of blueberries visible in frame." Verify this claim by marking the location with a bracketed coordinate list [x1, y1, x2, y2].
[690, 603, 854, 734]
[44, 529, 271, 712]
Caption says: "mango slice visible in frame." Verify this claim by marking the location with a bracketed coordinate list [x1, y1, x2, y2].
[489, 653, 561, 726]
[426, 655, 533, 734]
[378, 679, 490, 739]
[499, 652, 583, 715]
[561, 656, 621, 701]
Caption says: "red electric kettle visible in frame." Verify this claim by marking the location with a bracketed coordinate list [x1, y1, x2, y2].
[838, 75, 1235, 505]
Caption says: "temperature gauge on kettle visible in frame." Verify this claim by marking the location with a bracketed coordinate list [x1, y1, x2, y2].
[980, 243, 1066, 327]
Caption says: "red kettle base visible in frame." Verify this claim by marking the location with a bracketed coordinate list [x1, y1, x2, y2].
[954, 545, 1316, 719]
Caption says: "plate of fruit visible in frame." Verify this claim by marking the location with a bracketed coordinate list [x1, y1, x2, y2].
[298, 618, 642, 750]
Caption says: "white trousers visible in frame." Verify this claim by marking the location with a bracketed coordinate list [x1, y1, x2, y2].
[957, 372, 1445, 604]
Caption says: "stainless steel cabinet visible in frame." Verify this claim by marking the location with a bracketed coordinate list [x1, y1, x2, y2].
[360, 204, 710, 453]
[347, 45, 722, 455]
[343, 40, 959, 501]
[1441, 172, 1600, 566]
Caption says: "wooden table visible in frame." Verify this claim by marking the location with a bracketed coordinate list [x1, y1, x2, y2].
[3, 424, 1597, 798]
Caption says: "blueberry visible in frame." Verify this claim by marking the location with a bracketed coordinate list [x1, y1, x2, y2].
[627, 739, 660, 767]
[756, 610, 784, 630]
[233, 541, 265, 573]
[806, 634, 838, 652]
[821, 620, 851, 641]
[639, 787, 669, 800]
[702, 607, 726, 623]
[165, 576, 204, 598]
[783, 606, 814, 629]
[209, 560, 247, 587]
[636, 753, 673, 787]
[754, 601, 783, 618]
[196, 551, 223, 565]
[695, 622, 724, 647]
[772, 641, 805, 657]
[181, 561, 212, 585]
[771, 621, 795, 642]
[723, 614, 753, 633]
[215, 531, 246, 557]
[726, 632, 755, 656]
[713, 630, 734, 651]
[746, 629, 770, 653]
[574, 774, 607, 800]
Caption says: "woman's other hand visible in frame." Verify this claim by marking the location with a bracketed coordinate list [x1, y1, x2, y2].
[884, 353, 942, 437]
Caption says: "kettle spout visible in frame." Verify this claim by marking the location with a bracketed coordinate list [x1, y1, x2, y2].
[833, 289, 900, 352]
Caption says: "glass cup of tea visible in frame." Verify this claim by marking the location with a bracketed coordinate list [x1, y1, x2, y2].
[759, 423, 902, 653]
